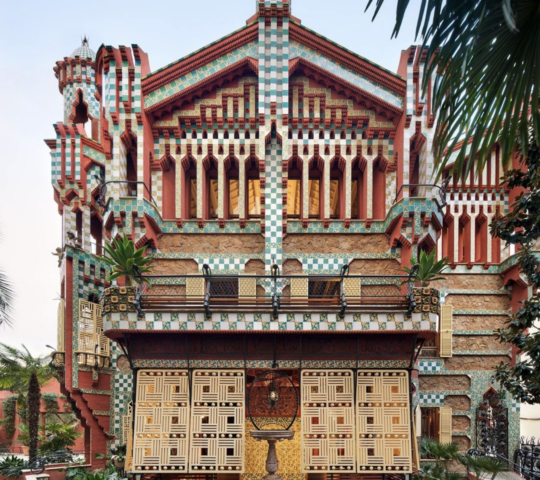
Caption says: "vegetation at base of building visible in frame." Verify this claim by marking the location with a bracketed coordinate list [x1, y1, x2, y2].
[0, 344, 54, 461]
[0, 395, 18, 437]
[61, 460, 127, 480]
[417, 438, 506, 480]
[403, 249, 448, 287]
[366, 0, 539, 181]
[0, 456, 29, 479]
[491, 134, 540, 404]
[101, 234, 153, 286]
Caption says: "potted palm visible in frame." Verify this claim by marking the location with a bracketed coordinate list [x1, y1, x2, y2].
[101, 234, 152, 314]
[403, 249, 448, 314]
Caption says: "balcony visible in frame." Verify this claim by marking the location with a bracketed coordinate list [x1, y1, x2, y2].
[134, 269, 417, 318]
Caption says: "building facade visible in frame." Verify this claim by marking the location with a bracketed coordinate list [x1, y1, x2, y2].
[47, 1, 525, 477]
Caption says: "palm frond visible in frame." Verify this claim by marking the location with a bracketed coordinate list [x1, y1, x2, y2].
[366, 0, 540, 180]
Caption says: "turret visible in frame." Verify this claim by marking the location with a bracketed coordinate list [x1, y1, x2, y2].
[53, 38, 100, 141]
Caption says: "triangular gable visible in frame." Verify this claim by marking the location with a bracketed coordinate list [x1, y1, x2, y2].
[289, 21, 406, 98]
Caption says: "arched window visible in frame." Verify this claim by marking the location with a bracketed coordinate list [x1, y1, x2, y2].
[73, 91, 89, 125]
[329, 157, 345, 219]
[225, 157, 240, 219]
[287, 157, 302, 218]
[441, 215, 455, 264]
[181, 157, 197, 219]
[475, 215, 488, 263]
[90, 213, 103, 255]
[458, 215, 471, 263]
[372, 158, 386, 220]
[203, 156, 219, 219]
[246, 157, 260, 218]
[308, 157, 324, 219]
[162, 160, 176, 220]
[351, 157, 366, 219]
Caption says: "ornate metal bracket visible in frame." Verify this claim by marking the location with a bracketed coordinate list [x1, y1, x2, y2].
[339, 264, 349, 319]
[271, 264, 280, 320]
[203, 264, 212, 319]
[394, 176, 452, 213]
[95, 178, 158, 210]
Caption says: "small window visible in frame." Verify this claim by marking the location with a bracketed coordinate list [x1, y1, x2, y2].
[248, 179, 261, 216]
[308, 179, 320, 217]
[227, 416, 235, 424]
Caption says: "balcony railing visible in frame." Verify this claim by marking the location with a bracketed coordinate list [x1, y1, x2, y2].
[134, 265, 419, 319]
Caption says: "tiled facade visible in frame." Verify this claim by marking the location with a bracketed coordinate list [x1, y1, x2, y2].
[46, 0, 529, 475]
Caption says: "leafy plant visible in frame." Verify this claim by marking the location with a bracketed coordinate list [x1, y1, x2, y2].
[415, 438, 461, 480]
[403, 249, 448, 287]
[365, 0, 539, 182]
[61, 459, 90, 480]
[0, 455, 29, 479]
[0, 395, 17, 437]
[101, 234, 152, 286]
[38, 422, 81, 454]
[459, 454, 507, 480]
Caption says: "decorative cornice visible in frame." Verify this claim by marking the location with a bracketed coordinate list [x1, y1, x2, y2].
[142, 23, 258, 95]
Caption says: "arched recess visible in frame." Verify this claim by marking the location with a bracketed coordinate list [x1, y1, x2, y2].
[181, 155, 197, 219]
[372, 157, 387, 220]
[441, 213, 455, 264]
[329, 156, 346, 219]
[457, 213, 471, 264]
[245, 155, 260, 218]
[475, 213, 488, 264]
[120, 129, 138, 197]
[286, 155, 303, 218]
[70, 89, 90, 125]
[224, 156, 240, 219]
[351, 156, 367, 220]
[308, 156, 324, 219]
[162, 158, 176, 220]
[90, 211, 103, 255]
[203, 156, 219, 219]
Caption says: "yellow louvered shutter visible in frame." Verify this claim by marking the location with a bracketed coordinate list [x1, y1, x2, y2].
[57, 299, 65, 352]
[439, 305, 453, 357]
[438, 407, 452, 445]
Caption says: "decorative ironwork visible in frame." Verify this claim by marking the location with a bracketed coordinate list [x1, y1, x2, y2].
[247, 370, 299, 431]
[49, 351, 66, 369]
[135, 273, 419, 317]
[475, 389, 508, 459]
[514, 437, 540, 480]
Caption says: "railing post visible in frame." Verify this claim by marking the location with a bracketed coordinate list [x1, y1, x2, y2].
[203, 264, 212, 319]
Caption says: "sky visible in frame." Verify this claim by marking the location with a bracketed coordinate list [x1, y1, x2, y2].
[0, 0, 420, 355]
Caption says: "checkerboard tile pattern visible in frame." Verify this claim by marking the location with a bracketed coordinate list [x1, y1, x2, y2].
[418, 393, 445, 405]
[418, 360, 442, 372]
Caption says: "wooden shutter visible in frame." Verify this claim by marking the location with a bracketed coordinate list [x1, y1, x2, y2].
[438, 407, 452, 445]
[439, 305, 453, 357]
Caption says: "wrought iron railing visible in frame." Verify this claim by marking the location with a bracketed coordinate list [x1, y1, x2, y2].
[514, 438, 540, 480]
[49, 351, 66, 368]
[134, 265, 419, 319]
[74, 351, 111, 368]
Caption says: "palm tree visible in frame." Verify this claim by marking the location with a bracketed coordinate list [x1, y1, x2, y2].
[366, 0, 539, 180]
[0, 344, 55, 461]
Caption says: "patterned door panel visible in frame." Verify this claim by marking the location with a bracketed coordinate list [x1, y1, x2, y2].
[189, 370, 245, 473]
[133, 370, 190, 473]
[357, 370, 412, 473]
[301, 370, 355, 473]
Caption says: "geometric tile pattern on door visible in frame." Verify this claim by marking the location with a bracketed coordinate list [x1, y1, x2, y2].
[132, 370, 190, 473]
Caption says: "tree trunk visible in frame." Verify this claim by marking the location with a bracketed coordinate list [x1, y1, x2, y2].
[28, 372, 41, 461]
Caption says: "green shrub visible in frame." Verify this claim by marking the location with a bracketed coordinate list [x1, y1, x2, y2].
[0, 455, 29, 479]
